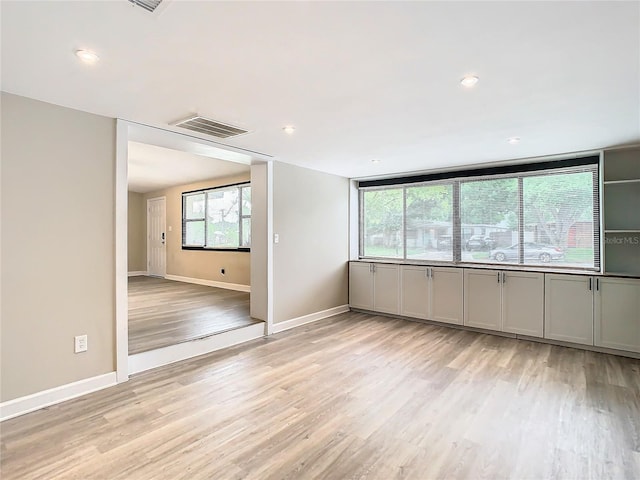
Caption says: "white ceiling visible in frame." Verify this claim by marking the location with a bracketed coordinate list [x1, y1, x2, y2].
[2, 1, 639, 179]
[127, 141, 250, 193]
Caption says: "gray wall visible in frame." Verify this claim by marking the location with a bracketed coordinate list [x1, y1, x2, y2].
[272, 162, 349, 323]
[1, 93, 116, 401]
[250, 163, 268, 321]
[127, 191, 146, 272]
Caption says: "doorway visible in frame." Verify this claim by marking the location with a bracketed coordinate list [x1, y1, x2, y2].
[146, 196, 166, 277]
[116, 121, 272, 378]
[115, 119, 273, 382]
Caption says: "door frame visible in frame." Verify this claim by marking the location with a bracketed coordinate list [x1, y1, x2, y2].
[146, 196, 166, 278]
[115, 119, 273, 383]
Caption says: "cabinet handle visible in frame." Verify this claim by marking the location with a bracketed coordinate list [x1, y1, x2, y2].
[497, 272, 501, 283]
[588, 278, 592, 291]
[425, 268, 429, 278]
[430, 268, 434, 278]
[502, 272, 506, 283]
[596, 278, 600, 291]
[372, 264, 376, 274]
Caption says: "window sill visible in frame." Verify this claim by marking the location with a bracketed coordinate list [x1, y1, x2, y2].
[182, 246, 250, 252]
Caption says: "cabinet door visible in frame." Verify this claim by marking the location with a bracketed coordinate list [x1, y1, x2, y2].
[544, 274, 594, 345]
[349, 262, 374, 310]
[502, 271, 544, 337]
[595, 277, 640, 353]
[373, 264, 400, 314]
[400, 265, 430, 319]
[464, 269, 502, 330]
[430, 267, 464, 325]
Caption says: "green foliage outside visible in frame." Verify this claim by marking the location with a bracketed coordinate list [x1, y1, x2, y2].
[362, 170, 595, 265]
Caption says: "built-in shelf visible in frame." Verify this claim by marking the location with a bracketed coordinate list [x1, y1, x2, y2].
[603, 147, 640, 276]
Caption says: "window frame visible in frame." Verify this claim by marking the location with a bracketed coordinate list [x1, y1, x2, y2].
[181, 181, 251, 252]
[358, 156, 600, 272]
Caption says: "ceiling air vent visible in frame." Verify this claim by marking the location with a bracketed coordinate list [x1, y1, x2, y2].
[171, 115, 250, 139]
[128, 0, 163, 13]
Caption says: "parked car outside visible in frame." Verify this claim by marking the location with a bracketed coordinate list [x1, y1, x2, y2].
[465, 235, 496, 251]
[490, 242, 564, 263]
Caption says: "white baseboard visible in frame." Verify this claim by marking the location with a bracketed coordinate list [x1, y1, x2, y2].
[0, 372, 117, 422]
[128, 271, 147, 277]
[164, 274, 250, 293]
[129, 322, 265, 375]
[272, 304, 350, 333]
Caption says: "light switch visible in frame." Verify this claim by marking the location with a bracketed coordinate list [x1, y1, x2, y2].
[274, 233, 279, 244]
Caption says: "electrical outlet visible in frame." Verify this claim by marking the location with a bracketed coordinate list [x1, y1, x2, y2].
[74, 335, 88, 353]
[220, 268, 225, 275]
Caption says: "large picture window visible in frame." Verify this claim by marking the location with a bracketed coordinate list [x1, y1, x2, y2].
[359, 158, 600, 270]
[182, 183, 251, 250]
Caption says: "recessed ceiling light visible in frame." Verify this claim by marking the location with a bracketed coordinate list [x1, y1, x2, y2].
[75, 49, 100, 64]
[460, 75, 479, 88]
[283, 125, 296, 134]
[507, 137, 521, 145]
[371, 159, 381, 164]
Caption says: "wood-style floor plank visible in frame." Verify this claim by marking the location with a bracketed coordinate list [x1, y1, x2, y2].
[128, 276, 256, 354]
[2, 312, 640, 479]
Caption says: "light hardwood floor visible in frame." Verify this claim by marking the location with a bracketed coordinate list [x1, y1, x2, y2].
[128, 276, 257, 354]
[2, 312, 640, 479]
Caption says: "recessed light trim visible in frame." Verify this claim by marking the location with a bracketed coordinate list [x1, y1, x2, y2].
[283, 125, 296, 134]
[75, 49, 99, 64]
[507, 137, 521, 145]
[460, 75, 479, 87]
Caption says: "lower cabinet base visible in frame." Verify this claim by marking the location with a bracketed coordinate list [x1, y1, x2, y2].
[350, 308, 640, 360]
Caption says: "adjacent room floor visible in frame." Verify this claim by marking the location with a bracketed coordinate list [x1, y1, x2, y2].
[128, 276, 256, 354]
[2, 311, 639, 479]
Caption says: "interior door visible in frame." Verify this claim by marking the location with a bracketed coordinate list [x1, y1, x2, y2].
[147, 197, 166, 277]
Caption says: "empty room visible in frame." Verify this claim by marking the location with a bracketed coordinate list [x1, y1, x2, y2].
[1, 1, 639, 479]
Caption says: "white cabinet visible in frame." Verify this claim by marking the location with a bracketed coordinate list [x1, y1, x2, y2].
[400, 265, 430, 319]
[595, 277, 640, 353]
[502, 271, 545, 337]
[373, 264, 400, 314]
[464, 269, 544, 336]
[349, 262, 374, 310]
[349, 262, 399, 314]
[464, 270, 502, 330]
[431, 267, 464, 325]
[400, 266, 463, 325]
[544, 274, 594, 345]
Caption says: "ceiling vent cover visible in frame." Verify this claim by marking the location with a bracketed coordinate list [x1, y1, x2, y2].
[128, 0, 163, 13]
[172, 115, 250, 139]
